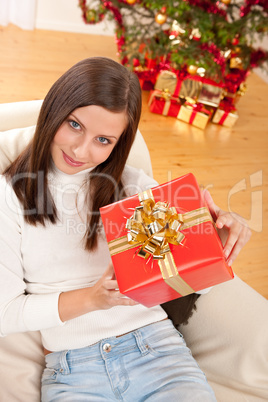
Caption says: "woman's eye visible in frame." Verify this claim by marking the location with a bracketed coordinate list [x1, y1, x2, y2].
[69, 120, 81, 130]
[98, 137, 110, 145]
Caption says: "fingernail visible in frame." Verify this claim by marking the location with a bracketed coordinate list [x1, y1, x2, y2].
[228, 259, 233, 266]
[224, 249, 230, 258]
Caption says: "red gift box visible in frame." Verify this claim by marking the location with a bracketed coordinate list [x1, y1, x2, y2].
[100, 173, 234, 307]
[148, 90, 181, 117]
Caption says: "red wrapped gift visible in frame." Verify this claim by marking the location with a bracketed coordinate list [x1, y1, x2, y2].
[100, 173, 234, 307]
[148, 90, 181, 117]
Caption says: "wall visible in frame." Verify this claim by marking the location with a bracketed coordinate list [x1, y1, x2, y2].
[35, 0, 114, 35]
[252, 37, 268, 83]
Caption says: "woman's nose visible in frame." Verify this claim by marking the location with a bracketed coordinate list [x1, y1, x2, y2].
[72, 139, 91, 161]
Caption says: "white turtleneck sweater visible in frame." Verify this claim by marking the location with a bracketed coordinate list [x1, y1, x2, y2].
[0, 165, 167, 351]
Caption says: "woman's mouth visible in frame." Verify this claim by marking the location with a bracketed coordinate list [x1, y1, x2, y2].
[62, 151, 86, 167]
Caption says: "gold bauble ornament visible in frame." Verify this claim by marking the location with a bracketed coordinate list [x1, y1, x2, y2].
[155, 12, 167, 25]
[126, 0, 136, 4]
[86, 9, 97, 22]
[230, 57, 243, 70]
[187, 65, 198, 75]
[221, 0, 231, 4]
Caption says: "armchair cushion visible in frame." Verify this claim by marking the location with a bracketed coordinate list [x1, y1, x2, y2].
[0, 331, 44, 402]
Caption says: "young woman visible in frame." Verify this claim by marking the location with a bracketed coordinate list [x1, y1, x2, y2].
[0, 57, 250, 401]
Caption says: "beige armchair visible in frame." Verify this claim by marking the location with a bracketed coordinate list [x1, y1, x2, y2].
[0, 101, 267, 402]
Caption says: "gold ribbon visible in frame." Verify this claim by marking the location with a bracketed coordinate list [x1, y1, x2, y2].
[108, 189, 213, 296]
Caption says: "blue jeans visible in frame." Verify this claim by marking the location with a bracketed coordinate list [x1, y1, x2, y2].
[41, 319, 216, 401]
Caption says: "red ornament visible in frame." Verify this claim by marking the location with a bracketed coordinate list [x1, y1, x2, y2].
[132, 58, 140, 67]
[232, 37, 239, 46]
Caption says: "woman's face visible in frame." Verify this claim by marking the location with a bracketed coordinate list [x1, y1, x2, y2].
[51, 105, 127, 175]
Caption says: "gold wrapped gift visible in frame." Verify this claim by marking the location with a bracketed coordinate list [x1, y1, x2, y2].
[177, 102, 211, 130]
[179, 78, 202, 101]
[212, 108, 238, 128]
[154, 71, 178, 95]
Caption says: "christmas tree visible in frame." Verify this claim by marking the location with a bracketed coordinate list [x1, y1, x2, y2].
[78, 0, 268, 128]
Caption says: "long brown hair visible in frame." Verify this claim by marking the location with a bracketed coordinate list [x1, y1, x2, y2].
[4, 57, 142, 250]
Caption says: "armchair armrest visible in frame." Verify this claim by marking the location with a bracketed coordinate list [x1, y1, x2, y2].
[0, 100, 43, 131]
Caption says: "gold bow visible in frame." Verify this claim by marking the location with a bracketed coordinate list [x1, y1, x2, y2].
[126, 198, 185, 261]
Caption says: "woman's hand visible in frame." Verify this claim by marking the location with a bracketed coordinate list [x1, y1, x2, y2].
[58, 263, 138, 322]
[90, 262, 139, 311]
[203, 190, 251, 266]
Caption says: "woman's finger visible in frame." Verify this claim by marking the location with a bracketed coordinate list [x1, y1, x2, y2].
[222, 226, 242, 259]
[216, 213, 238, 230]
[227, 225, 252, 263]
[105, 279, 119, 290]
[203, 190, 221, 221]
[103, 261, 116, 279]
[108, 290, 140, 306]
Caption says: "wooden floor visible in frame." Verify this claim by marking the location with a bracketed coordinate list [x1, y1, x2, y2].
[0, 24, 267, 298]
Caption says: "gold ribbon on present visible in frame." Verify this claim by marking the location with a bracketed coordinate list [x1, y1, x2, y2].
[237, 82, 247, 97]
[222, 82, 247, 102]
[108, 189, 213, 297]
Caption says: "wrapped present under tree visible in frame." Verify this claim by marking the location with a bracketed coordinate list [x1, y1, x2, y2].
[148, 89, 182, 118]
[212, 100, 239, 128]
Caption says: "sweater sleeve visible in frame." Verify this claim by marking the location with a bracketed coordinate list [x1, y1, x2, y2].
[0, 176, 64, 336]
